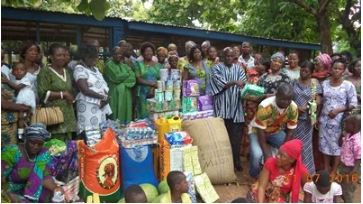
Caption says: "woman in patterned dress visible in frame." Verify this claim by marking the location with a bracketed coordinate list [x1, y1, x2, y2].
[319, 59, 358, 175]
[135, 42, 162, 119]
[248, 139, 309, 203]
[182, 45, 211, 96]
[37, 43, 77, 141]
[292, 61, 322, 174]
[257, 52, 291, 96]
[74, 45, 111, 133]
[1, 123, 63, 202]
[1, 84, 30, 146]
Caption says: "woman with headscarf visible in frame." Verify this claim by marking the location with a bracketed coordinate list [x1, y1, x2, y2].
[312, 53, 332, 82]
[247, 52, 291, 108]
[248, 139, 309, 203]
[257, 52, 291, 96]
[1, 123, 63, 203]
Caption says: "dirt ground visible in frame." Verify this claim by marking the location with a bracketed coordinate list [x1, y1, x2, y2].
[213, 157, 361, 203]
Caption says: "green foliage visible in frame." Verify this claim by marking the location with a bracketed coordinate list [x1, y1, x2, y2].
[148, 0, 245, 30]
[106, 0, 149, 21]
[89, 0, 110, 20]
[2, 0, 360, 53]
[239, 0, 319, 43]
[2, 0, 110, 20]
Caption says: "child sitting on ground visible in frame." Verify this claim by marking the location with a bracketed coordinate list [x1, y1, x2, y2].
[124, 185, 147, 203]
[2, 62, 36, 139]
[338, 114, 361, 203]
[303, 170, 342, 203]
[157, 171, 191, 203]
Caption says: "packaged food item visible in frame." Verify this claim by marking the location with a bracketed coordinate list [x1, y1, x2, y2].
[170, 70, 181, 81]
[183, 80, 200, 97]
[78, 129, 121, 203]
[157, 81, 165, 91]
[173, 89, 181, 101]
[165, 80, 174, 91]
[182, 97, 198, 113]
[197, 95, 213, 111]
[181, 110, 214, 120]
[85, 129, 102, 147]
[165, 132, 182, 146]
[147, 99, 155, 112]
[185, 172, 197, 203]
[194, 173, 219, 203]
[165, 90, 173, 101]
[155, 89, 164, 102]
[149, 111, 180, 121]
[160, 69, 169, 81]
[119, 119, 157, 148]
[240, 84, 265, 98]
[173, 80, 181, 89]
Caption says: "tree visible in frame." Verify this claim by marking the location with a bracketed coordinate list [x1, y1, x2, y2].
[285, 0, 360, 54]
[1, 0, 111, 21]
[2, 0, 360, 54]
[338, 0, 361, 54]
[148, 0, 360, 55]
[148, 0, 245, 30]
[106, 0, 149, 20]
[285, 0, 333, 54]
[239, 1, 319, 43]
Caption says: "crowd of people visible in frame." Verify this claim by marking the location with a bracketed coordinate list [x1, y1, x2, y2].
[1, 38, 361, 203]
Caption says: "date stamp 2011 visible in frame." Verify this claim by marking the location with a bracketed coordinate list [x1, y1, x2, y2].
[307, 173, 360, 183]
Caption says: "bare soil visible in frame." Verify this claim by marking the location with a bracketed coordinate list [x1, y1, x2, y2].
[213, 157, 361, 203]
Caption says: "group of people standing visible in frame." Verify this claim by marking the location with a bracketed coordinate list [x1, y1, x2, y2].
[1, 38, 361, 203]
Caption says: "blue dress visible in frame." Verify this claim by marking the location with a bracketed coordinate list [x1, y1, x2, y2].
[292, 79, 322, 174]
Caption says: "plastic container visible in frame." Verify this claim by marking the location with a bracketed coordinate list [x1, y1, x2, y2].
[167, 116, 182, 132]
[155, 117, 169, 142]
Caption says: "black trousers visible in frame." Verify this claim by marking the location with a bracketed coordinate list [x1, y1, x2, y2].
[224, 119, 244, 168]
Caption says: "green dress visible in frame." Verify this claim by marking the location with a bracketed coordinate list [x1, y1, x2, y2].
[37, 67, 77, 141]
[135, 61, 161, 119]
[104, 60, 136, 124]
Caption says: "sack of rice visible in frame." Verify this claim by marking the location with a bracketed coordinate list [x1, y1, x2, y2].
[182, 117, 237, 184]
